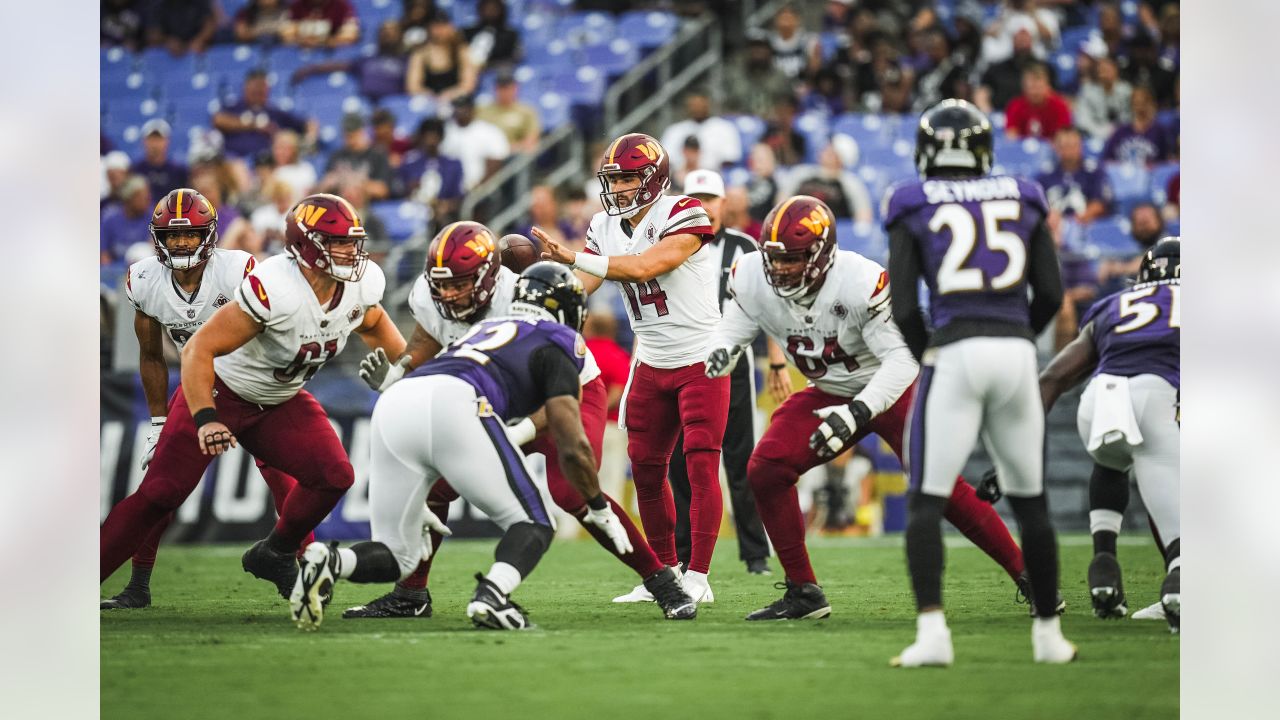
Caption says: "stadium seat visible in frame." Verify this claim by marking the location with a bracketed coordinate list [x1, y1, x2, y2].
[353, 0, 403, 28]
[831, 113, 897, 153]
[102, 70, 152, 103]
[1053, 52, 1079, 92]
[794, 112, 830, 164]
[838, 219, 888, 265]
[1149, 162, 1179, 205]
[536, 92, 570, 130]
[818, 32, 842, 62]
[1085, 217, 1140, 259]
[555, 12, 615, 48]
[524, 38, 574, 70]
[616, 11, 679, 49]
[200, 45, 264, 78]
[293, 72, 359, 99]
[1059, 26, 1096, 53]
[731, 115, 766, 149]
[994, 136, 1052, 177]
[580, 39, 640, 78]
[518, 13, 557, 49]
[101, 46, 132, 74]
[542, 66, 605, 106]
[377, 95, 441, 136]
[1105, 163, 1152, 214]
[370, 200, 430, 243]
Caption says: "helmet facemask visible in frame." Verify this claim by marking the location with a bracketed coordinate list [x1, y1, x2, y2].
[297, 225, 369, 282]
[598, 167, 663, 219]
[761, 242, 833, 299]
[151, 224, 217, 271]
[428, 268, 488, 321]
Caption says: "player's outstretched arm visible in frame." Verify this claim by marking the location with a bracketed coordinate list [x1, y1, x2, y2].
[705, 297, 760, 378]
[355, 304, 408, 359]
[1039, 322, 1099, 413]
[180, 303, 264, 455]
[545, 394, 632, 554]
[528, 226, 604, 294]
[536, 224, 702, 284]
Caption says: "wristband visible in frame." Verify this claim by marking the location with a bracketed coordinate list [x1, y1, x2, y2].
[586, 493, 608, 511]
[506, 417, 537, 446]
[769, 363, 787, 371]
[192, 407, 219, 428]
[572, 251, 609, 278]
[847, 399, 872, 427]
[150, 415, 167, 426]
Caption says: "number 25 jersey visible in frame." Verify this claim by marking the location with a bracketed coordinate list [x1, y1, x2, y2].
[214, 253, 386, 405]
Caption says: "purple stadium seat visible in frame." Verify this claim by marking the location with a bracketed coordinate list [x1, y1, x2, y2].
[616, 11, 678, 49]
[1086, 217, 1141, 259]
[580, 39, 640, 78]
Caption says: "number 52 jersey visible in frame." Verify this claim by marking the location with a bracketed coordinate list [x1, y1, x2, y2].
[214, 253, 386, 405]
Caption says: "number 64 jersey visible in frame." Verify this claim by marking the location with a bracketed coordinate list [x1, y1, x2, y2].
[214, 253, 386, 405]
[713, 249, 919, 416]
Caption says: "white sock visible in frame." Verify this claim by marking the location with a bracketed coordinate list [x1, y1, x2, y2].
[1167, 556, 1181, 573]
[1033, 615, 1062, 634]
[486, 561, 523, 596]
[336, 548, 358, 579]
[917, 609, 947, 636]
[684, 570, 709, 586]
[1089, 509, 1124, 536]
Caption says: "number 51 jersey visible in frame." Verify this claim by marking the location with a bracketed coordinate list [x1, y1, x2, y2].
[214, 253, 386, 405]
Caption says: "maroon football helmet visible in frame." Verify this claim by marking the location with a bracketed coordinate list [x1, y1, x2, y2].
[758, 195, 838, 298]
[425, 220, 501, 321]
[149, 188, 219, 270]
[597, 132, 670, 218]
[284, 193, 369, 281]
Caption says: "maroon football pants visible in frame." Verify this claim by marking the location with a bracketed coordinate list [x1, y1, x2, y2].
[748, 383, 1025, 586]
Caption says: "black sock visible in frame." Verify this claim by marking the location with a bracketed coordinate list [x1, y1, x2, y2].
[126, 564, 153, 592]
[494, 522, 554, 578]
[1163, 538, 1180, 572]
[905, 493, 948, 611]
[265, 530, 295, 555]
[392, 584, 430, 602]
[1008, 494, 1060, 618]
[1092, 530, 1118, 556]
[348, 542, 403, 584]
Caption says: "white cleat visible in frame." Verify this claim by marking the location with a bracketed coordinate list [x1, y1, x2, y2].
[612, 583, 655, 603]
[1131, 601, 1166, 620]
[891, 629, 954, 668]
[1032, 616, 1078, 664]
[682, 570, 714, 604]
[291, 542, 337, 631]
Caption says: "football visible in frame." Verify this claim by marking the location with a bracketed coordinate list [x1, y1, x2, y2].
[499, 234, 540, 273]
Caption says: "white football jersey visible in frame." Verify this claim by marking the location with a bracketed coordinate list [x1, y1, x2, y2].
[214, 254, 386, 405]
[125, 248, 257, 348]
[715, 250, 919, 416]
[407, 265, 601, 384]
[585, 194, 719, 368]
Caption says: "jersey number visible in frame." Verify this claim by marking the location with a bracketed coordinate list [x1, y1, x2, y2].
[169, 328, 193, 346]
[620, 279, 669, 320]
[274, 340, 339, 383]
[929, 200, 1025, 294]
[786, 335, 860, 380]
[453, 321, 519, 364]
[1115, 285, 1180, 334]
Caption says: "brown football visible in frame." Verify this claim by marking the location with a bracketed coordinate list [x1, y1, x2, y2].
[499, 234, 540, 273]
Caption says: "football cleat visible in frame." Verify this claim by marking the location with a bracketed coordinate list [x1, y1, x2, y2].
[745, 558, 773, 575]
[746, 580, 832, 621]
[100, 586, 151, 610]
[891, 626, 954, 668]
[1160, 567, 1180, 635]
[1016, 571, 1066, 617]
[682, 570, 715, 604]
[343, 588, 432, 619]
[1032, 617, 1078, 664]
[612, 582, 655, 603]
[1131, 602, 1166, 620]
[467, 573, 530, 630]
[290, 542, 339, 631]
[642, 567, 697, 620]
[1087, 552, 1129, 619]
[242, 539, 300, 599]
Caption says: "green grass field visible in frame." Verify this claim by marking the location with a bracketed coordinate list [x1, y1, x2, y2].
[101, 535, 1177, 720]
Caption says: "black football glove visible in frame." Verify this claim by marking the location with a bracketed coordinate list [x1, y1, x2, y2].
[976, 467, 1002, 504]
[808, 400, 871, 461]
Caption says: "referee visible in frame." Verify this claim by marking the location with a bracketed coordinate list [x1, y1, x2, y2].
[668, 170, 789, 575]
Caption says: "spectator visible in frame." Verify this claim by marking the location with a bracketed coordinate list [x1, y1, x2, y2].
[1118, 31, 1178, 109]
[522, 185, 573, 249]
[873, 63, 915, 114]
[213, 69, 316, 160]
[786, 143, 874, 223]
[912, 27, 971, 113]
[406, 13, 478, 102]
[233, 0, 290, 44]
[145, 0, 218, 56]
[1101, 86, 1172, 166]
[269, 130, 317, 203]
[1038, 126, 1113, 227]
[976, 28, 1043, 114]
[980, 0, 1060, 65]
[1096, 2, 1127, 59]
[1048, 209, 1100, 351]
[1074, 55, 1133, 140]
[1157, 4, 1180, 71]
[100, 176, 152, 264]
[723, 34, 792, 118]
[465, 0, 522, 68]
[803, 67, 850, 117]
[949, 5, 985, 67]
[282, 0, 359, 48]
[191, 165, 257, 255]
[335, 181, 388, 251]
[291, 20, 408, 102]
[1097, 201, 1165, 291]
[744, 143, 780, 223]
[761, 95, 806, 167]
[768, 4, 821, 81]
[441, 95, 510, 191]
[131, 120, 188, 202]
[320, 113, 394, 201]
[671, 136, 701, 191]
[722, 186, 762, 240]
[249, 178, 296, 252]
[1005, 62, 1072, 139]
[400, 0, 440, 44]
[561, 185, 595, 246]
[660, 90, 744, 175]
[370, 109, 413, 167]
[397, 118, 465, 222]
[102, 151, 133, 208]
[1163, 171, 1179, 222]
[102, 0, 145, 50]
[477, 72, 541, 153]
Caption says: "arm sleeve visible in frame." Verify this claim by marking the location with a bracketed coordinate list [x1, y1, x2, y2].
[853, 280, 921, 417]
[887, 222, 930, 362]
[1027, 218, 1064, 336]
[711, 296, 762, 352]
[530, 345, 582, 401]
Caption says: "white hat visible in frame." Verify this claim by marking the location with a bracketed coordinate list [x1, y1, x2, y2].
[683, 169, 725, 198]
[142, 118, 171, 137]
[103, 150, 131, 171]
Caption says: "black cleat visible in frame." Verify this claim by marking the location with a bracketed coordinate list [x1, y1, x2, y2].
[1016, 571, 1067, 617]
[100, 586, 151, 610]
[1161, 567, 1180, 635]
[466, 573, 530, 630]
[343, 589, 433, 619]
[242, 540, 299, 599]
[745, 580, 831, 621]
[745, 558, 773, 576]
[642, 567, 697, 620]
[1087, 552, 1129, 619]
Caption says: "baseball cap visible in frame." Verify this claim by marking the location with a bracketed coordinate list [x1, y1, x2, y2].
[142, 118, 171, 138]
[683, 169, 725, 199]
[103, 151, 131, 171]
[341, 112, 366, 132]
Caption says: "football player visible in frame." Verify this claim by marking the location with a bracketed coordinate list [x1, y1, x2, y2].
[1039, 237, 1180, 633]
[886, 99, 1074, 666]
[535, 133, 728, 602]
[705, 195, 1031, 621]
[290, 263, 654, 630]
[102, 187, 312, 610]
[100, 193, 406, 600]
[344, 221, 694, 621]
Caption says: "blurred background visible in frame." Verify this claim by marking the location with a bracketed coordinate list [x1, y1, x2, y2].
[99, 0, 1180, 543]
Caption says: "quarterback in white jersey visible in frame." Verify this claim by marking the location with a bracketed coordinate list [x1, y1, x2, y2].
[99, 193, 407, 603]
[704, 195, 1029, 623]
[535, 132, 728, 601]
[342, 221, 691, 621]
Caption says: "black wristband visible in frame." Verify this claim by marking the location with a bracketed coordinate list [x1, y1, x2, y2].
[586, 493, 608, 511]
[848, 399, 872, 427]
[192, 407, 219, 428]
[769, 363, 787, 371]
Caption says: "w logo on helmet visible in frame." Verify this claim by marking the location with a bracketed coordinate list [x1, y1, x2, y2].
[465, 231, 495, 258]
[797, 207, 831, 237]
[636, 142, 661, 161]
[295, 204, 327, 226]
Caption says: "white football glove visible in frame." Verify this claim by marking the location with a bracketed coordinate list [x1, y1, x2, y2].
[582, 502, 633, 555]
[141, 416, 165, 470]
[809, 401, 871, 461]
[359, 347, 412, 392]
[420, 507, 453, 561]
[505, 417, 537, 446]
[704, 346, 743, 378]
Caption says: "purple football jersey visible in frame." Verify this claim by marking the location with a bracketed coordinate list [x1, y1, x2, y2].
[1080, 279, 1180, 388]
[409, 317, 586, 418]
[884, 175, 1049, 331]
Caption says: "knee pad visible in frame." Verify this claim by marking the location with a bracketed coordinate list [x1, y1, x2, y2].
[681, 424, 720, 454]
[322, 460, 355, 492]
[137, 473, 194, 512]
[747, 454, 796, 494]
